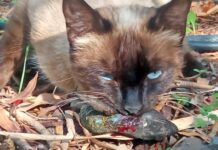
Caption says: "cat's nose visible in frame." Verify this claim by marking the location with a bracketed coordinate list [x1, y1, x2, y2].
[124, 105, 142, 115]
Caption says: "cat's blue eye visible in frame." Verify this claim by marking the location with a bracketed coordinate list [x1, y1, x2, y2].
[147, 70, 162, 80]
[101, 74, 114, 81]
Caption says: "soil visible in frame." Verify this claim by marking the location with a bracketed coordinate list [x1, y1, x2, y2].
[197, 13, 218, 35]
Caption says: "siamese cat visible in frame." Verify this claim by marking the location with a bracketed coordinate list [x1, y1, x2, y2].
[0, 0, 198, 115]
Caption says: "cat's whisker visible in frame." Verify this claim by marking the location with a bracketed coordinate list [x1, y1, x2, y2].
[63, 90, 114, 103]
[62, 90, 106, 97]
[50, 76, 75, 84]
[59, 93, 117, 113]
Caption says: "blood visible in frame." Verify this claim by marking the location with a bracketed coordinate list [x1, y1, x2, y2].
[118, 125, 136, 133]
[11, 99, 24, 106]
[116, 116, 139, 133]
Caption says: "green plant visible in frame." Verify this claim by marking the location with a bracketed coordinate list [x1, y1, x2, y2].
[186, 10, 197, 34]
[193, 68, 208, 76]
[12, 0, 17, 4]
[166, 147, 171, 150]
[212, 92, 218, 100]
[19, 45, 30, 93]
[171, 92, 218, 129]
[194, 95, 218, 128]
[194, 117, 208, 128]
[172, 94, 190, 105]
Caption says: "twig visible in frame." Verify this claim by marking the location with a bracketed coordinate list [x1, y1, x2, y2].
[15, 110, 52, 147]
[195, 128, 211, 142]
[179, 129, 210, 143]
[62, 110, 76, 149]
[199, 86, 218, 94]
[165, 103, 193, 116]
[76, 134, 132, 140]
[162, 91, 196, 96]
[15, 111, 51, 135]
[65, 110, 76, 137]
[0, 131, 73, 141]
[171, 137, 187, 149]
[173, 80, 214, 90]
[0, 132, 131, 141]
[90, 139, 120, 150]
[22, 112, 59, 121]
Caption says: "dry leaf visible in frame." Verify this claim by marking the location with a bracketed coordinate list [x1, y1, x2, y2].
[18, 93, 61, 111]
[155, 98, 168, 111]
[81, 143, 90, 150]
[196, 77, 210, 86]
[0, 86, 17, 99]
[117, 144, 131, 150]
[55, 121, 64, 135]
[201, 1, 216, 13]
[191, 1, 217, 16]
[209, 121, 218, 137]
[179, 130, 210, 143]
[38, 106, 59, 117]
[7, 73, 38, 104]
[0, 107, 21, 132]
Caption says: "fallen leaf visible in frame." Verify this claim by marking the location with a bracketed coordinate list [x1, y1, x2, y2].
[201, 1, 216, 13]
[179, 130, 210, 143]
[38, 107, 58, 118]
[7, 73, 38, 104]
[55, 121, 63, 135]
[0, 86, 17, 99]
[18, 93, 61, 111]
[0, 107, 21, 132]
[155, 98, 168, 111]
[82, 143, 90, 150]
[209, 121, 218, 137]
[196, 77, 210, 86]
[191, 1, 217, 16]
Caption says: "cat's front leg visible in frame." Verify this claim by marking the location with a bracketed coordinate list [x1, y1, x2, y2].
[0, 0, 29, 88]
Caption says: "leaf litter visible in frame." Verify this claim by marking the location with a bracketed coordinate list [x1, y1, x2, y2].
[0, 0, 218, 150]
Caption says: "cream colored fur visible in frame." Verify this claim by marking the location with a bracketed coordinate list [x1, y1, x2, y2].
[0, 0, 172, 91]
[85, 0, 170, 8]
[27, 0, 75, 90]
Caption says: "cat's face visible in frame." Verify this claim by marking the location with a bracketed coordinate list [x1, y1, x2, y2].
[63, 0, 191, 115]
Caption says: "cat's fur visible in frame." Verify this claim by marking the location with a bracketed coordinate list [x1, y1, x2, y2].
[0, 0, 194, 115]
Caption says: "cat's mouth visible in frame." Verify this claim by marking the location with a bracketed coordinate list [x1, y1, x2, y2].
[67, 91, 126, 115]
[67, 91, 157, 116]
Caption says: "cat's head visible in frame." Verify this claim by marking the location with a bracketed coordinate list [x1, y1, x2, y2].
[63, 0, 191, 115]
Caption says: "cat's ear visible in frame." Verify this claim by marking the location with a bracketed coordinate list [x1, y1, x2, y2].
[63, 0, 111, 43]
[148, 0, 191, 41]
